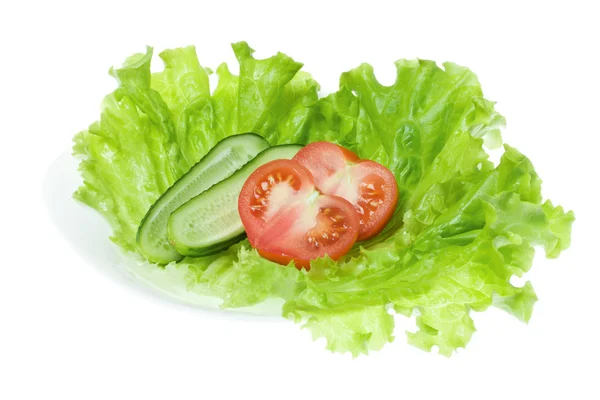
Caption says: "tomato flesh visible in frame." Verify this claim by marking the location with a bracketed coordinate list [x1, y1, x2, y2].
[293, 142, 399, 241]
[238, 159, 359, 269]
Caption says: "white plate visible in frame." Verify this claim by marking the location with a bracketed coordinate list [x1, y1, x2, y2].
[43, 151, 284, 320]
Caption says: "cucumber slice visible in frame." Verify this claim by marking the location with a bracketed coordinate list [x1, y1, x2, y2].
[168, 144, 303, 256]
[137, 133, 269, 264]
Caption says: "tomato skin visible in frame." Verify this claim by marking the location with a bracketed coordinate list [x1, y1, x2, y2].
[238, 160, 359, 269]
[257, 248, 304, 268]
[293, 142, 399, 241]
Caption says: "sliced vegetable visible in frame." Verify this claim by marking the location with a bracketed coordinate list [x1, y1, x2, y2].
[136, 133, 269, 263]
[293, 142, 398, 240]
[168, 145, 303, 256]
[239, 159, 360, 268]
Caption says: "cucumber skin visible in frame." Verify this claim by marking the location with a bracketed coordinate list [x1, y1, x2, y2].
[167, 144, 303, 257]
[168, 232, 247, 258]
[136, 133, 269, 264]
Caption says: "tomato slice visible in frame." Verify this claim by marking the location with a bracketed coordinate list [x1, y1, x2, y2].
[238, 159, 359, 269]
[293, 142, 398, 241]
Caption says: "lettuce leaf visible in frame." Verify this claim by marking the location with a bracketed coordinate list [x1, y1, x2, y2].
[73, 42, 573, 357]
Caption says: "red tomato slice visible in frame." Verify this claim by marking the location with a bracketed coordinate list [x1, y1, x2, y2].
[238, 159, 359, 269]
[293, 142, 398, 241]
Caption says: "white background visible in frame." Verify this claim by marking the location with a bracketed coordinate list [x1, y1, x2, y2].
[1, 1, 599, 399]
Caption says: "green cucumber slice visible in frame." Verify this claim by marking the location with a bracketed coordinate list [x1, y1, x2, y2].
[137, 133, 269, 263]
[168, 144, 303, 256]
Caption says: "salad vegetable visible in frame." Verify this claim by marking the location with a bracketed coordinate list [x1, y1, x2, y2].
[238, 159, 360, 268]
[73, 42, 573, 356]
[137, 133, 269, 263]
[293, 141, 399, 241]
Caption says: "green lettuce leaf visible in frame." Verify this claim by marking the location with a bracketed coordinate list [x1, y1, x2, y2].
[73, 43, 573, 357]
